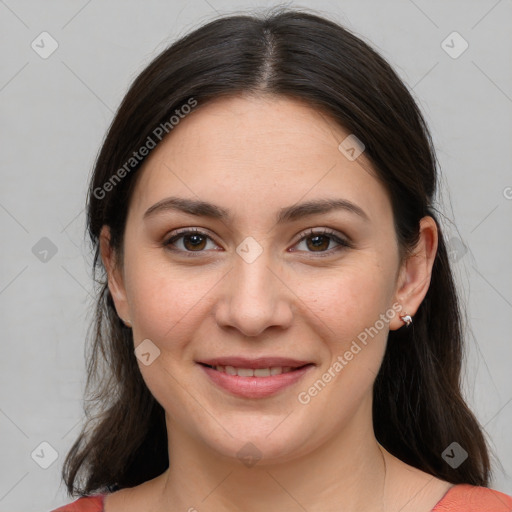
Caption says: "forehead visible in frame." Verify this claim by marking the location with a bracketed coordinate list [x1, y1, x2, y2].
[128, 94, 392, 226]
[149, 93, 359, 165]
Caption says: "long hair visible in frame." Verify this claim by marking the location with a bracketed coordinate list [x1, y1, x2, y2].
[62, 8, 491, 496]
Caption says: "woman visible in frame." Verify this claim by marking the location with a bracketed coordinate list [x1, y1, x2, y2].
[52, 8, 512, 512]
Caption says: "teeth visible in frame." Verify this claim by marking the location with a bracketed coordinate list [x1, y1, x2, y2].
[225, 365, 237, 375]
[254, 368, 270, 377]
[237, 367, 254, 377]
[213, 365, 295, 377]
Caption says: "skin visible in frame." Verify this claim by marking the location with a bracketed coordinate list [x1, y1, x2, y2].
[99, 94, 451, 511]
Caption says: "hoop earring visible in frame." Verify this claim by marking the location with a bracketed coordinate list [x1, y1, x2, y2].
[400, 313, 412, 327]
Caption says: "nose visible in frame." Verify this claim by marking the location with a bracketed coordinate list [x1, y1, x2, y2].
[214, 244, 294, 338]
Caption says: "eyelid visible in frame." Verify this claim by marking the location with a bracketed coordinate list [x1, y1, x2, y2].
[291, 227, 350, 246]
[163, 227, 221, 253]
[288, 227, 352, 258]
[163, 227, 351, 256]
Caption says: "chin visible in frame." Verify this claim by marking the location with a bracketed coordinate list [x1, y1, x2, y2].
[195, 416, 319, 467]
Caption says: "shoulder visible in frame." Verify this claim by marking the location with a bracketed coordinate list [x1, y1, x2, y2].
[432, 484, 512, 511]
[50, 494, 106, 512]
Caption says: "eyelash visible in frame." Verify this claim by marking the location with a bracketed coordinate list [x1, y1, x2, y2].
[163, 227, 351, 258]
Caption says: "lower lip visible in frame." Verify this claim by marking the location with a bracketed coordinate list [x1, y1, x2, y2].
[199, 364, 314, 399]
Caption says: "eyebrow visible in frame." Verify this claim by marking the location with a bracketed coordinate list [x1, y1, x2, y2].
[143, 196, 369, 224]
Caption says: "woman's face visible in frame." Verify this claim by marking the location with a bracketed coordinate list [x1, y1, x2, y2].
[102, 93, 426, 465]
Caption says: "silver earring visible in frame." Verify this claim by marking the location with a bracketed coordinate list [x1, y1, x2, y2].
[400, 313, 412, 327]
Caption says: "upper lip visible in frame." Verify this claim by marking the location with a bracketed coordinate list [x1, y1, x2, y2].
[197, 357, 313, 369]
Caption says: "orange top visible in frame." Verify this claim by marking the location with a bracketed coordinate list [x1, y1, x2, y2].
[51, 494, 105, 512]
[432, 484, 512, 511]
[51, 484, 512, 511]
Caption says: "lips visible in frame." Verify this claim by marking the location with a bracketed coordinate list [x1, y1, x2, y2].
[197, 356, 312, 369]
[197, 356, 315, 398]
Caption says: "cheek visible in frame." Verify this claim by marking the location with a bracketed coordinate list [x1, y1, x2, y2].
[297, 267, 392, 422]
[307, 261, 395, 339]
[123, 252, 217, 347]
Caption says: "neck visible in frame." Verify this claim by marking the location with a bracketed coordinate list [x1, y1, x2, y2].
[152, 406, 388, 511]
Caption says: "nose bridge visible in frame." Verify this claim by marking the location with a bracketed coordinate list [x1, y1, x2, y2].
[235, 245, 273, 299]
[216, 235, 293, 337]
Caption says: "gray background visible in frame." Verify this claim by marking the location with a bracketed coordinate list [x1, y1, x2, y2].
[0, 0, 511, 510]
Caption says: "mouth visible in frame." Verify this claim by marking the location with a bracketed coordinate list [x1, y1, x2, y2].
[196, 357, 315, 398]
[199, 362, 311, 377]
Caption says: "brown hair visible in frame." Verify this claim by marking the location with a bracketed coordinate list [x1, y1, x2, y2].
[62, 7, 492, 496]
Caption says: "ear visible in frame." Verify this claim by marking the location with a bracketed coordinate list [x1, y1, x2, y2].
[99, 225, 130, 324]
[389, 216, 438, 331]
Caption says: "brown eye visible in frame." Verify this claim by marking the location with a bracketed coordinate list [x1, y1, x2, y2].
[305, 234, 331, 252]
[163, 228, 350, 258]
[293, 228, 351, 255]
[182, 233, 207, 251]
[164, 229, 217, 255]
